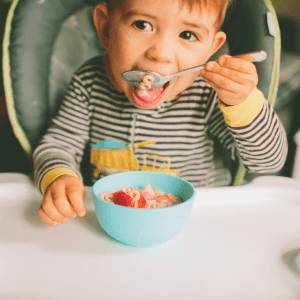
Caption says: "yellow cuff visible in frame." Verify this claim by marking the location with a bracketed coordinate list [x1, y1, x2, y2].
[218, 87, 265, 127]
[40, 167, 80, 195]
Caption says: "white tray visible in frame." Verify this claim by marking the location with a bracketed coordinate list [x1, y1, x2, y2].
[0, 173, 300, 300]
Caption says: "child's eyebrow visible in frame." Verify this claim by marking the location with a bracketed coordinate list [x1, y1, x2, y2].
[182, 21, 210, 36]
[121, 10, 158, 22]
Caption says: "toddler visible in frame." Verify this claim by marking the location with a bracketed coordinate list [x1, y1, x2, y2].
[33, 0, 288, 225]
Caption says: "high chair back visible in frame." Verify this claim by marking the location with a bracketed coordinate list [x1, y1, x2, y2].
[3, 0, 281, 185]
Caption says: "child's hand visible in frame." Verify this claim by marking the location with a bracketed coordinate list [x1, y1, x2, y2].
[38, 175, 86, 226]
[200, 54, 258, 106]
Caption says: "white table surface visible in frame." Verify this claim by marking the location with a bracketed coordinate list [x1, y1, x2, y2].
[0, 173, 300, 300]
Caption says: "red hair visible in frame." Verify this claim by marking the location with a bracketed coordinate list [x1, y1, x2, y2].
[178, 0, 233, 30]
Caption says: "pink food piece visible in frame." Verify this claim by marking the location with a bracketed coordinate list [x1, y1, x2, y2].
[140, 184, 157, 201]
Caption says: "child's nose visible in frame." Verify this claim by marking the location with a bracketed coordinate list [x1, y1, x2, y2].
[145, 35, 174, 63]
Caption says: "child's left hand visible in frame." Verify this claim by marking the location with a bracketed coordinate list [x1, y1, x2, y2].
[200, 54, 258, 106]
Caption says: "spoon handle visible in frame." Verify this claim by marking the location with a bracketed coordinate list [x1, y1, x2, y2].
[171, 50, 267, 79]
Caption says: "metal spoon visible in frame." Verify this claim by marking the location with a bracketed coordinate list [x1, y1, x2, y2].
[121, 50, 267, 89]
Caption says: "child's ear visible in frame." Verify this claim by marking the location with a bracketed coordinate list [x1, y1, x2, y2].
[94, 4, 110, 51]
[208, 31, 227, 59]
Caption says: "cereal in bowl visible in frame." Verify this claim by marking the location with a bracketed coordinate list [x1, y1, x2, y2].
[100, 184, 182, 208]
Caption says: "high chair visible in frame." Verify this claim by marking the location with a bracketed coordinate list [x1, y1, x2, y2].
[2, 0, 281, 186]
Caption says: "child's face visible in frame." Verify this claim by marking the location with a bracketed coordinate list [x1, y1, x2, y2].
[94, 0, 226, 109]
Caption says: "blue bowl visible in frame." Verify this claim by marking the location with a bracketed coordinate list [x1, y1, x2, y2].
[92, 171, 195, 247]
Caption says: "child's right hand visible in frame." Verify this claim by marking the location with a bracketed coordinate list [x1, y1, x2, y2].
[38, 175, 86, 226]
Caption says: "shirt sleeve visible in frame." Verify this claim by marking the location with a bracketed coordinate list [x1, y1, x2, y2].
[207, 88, 288, 174]
[33, 72, 91, 192]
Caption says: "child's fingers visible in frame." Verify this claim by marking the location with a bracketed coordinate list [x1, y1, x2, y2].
[200, 74, 238, 103]
[203, 61, 250, 85]
[200, 68, 242, 94]
[38, 205, 59, 226]
[41, 191, 68, 223]
[66, 184, 86, 217]
[218, 55, 257, 75]
[50, 184, 77, 219]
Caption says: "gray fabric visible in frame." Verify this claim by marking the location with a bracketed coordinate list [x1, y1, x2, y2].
[222, 0, 276, 100]
[9, 0, 105, 149]
[49, 6, 107, 118]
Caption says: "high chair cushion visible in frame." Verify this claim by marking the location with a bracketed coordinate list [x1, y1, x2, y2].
[4, 0, 106, 154]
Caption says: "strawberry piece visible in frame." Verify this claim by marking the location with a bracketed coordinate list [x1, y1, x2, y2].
[141, 192, 157, 201]
[140, 184, 157, 201]
[138, 194, 146, 208]
[113, 191, 135, 207]
[141, 183, 156, 195]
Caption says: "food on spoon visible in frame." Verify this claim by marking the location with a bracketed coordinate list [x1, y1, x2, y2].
[139, 81, 151, 90]
[139, 73, 155, 90]
[143, 74, 155, 84]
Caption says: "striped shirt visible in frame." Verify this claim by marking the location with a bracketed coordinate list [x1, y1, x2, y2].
[33, 56, 288, 188]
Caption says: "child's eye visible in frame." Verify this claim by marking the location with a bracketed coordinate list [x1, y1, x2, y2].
[133, 20, 153, 31]
[180, 31, 198, 41]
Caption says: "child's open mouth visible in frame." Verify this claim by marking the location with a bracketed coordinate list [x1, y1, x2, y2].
[132, 82, 169, 108]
